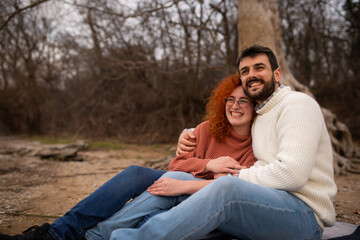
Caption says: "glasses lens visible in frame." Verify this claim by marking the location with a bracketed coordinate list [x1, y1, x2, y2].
[226, 98, 250, 107]
[226, 98, 235, 105]
[238, 99, 249, 107]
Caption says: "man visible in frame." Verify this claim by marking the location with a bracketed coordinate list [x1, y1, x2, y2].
[106, 45, 337, 239]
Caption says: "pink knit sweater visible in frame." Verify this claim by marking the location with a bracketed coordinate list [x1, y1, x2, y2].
[169, 121, 256, 179]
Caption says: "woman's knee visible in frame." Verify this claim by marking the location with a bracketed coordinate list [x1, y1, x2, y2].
[126, 165, 165, 179]
[126, 165, 150, 174]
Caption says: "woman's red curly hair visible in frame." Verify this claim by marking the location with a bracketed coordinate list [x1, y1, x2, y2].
[204, 74, 242, 141]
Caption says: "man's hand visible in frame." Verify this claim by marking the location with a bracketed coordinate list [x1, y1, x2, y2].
[205, 156, 246, 175]
[147, 178, 188, 196]
[176, 131, 196, 156]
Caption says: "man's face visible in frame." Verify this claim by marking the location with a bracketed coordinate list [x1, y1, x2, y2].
[238, 54, 281, 103]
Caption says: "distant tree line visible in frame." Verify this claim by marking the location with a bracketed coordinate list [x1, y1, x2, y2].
[0, 0, 358, 143]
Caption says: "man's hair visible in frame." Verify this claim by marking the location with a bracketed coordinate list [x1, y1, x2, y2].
[236, 45, 279, 73]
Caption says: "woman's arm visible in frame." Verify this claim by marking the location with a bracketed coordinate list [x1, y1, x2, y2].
[147, 178, 213, 196]
[170, 122, 244, 178]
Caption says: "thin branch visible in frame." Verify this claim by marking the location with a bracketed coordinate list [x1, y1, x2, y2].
[62, 0, 184, 19]
[0, 0, 50, 31]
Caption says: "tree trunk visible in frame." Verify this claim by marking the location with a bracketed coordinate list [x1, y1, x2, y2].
[237, 0, 359, 175]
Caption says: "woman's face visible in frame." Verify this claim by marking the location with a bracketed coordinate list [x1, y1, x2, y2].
[225, 86, 255, 136]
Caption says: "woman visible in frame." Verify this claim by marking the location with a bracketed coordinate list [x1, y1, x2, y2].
[84, 74, 256, 240]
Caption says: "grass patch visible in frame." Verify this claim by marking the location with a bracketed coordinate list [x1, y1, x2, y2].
[150, 144, 162, 149]
[26, 135, 175, 152]
[27, 135, 75, 145]
[89, 141, 125, 150]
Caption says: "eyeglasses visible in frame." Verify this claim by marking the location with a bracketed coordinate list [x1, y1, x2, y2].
[225, 97, 252, 108]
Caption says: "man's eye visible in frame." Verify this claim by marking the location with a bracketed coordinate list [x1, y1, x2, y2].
[239, 100, 249, 104]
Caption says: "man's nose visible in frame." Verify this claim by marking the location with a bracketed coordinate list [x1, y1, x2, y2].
[247, 68, 256, 79]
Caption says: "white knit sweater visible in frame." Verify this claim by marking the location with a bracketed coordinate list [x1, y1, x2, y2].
[238, 86, 337, 228]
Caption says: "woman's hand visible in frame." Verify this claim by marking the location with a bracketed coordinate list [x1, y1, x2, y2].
[176, 131, 196, 156]
[205, 156, 246, 175]
[147, 178, 214, 196]
[147, 178, 188, 196]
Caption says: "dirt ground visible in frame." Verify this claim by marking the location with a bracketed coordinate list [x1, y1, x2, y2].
[0, 136, 359, 235]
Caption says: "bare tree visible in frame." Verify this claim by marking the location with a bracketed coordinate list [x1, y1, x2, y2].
[237, 0, 359, 175]
[0, 0, 63, 135]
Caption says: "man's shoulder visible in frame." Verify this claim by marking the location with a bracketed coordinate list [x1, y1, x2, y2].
[282, 89, 319, 106]
[278, 90, 323, 118]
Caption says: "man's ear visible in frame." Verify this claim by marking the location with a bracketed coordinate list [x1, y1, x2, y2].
[274, 67, 281, 83]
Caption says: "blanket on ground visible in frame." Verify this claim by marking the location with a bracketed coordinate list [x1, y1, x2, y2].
[199, 221, 360, 240]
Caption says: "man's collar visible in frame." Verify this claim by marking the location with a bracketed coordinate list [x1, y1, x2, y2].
[254, 84, 284, 111]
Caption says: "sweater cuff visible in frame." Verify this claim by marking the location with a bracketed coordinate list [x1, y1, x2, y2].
[181, 128, 195, 133]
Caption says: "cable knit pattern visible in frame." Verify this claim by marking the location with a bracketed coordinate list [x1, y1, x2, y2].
[169, 121, 256, 179]
[238, 86, 337, 228]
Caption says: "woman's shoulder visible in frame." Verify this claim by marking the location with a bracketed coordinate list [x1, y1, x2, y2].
[194, 121, 210, 132]
[192, 121, 211, 140]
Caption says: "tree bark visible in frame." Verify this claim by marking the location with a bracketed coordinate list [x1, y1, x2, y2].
[237, 0, 359, 175]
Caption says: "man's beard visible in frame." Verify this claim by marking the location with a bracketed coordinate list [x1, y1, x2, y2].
[244, 74, 276, 102]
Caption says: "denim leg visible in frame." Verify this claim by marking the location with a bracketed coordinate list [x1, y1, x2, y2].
[48, 166, 165, 240]
[135, 210, 167, 228]
[85, 172, 202, 240]
[110, 176, 322, 240]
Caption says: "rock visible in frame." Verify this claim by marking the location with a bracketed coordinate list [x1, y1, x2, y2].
[0, 139, 89, 162]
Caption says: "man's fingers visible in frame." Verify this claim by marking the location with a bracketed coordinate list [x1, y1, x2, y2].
[177, 149, 186, 155]
[177, 142, 195, 155]
[186, 131, 196, 139]
[180, 144, 196, 150]
[178, 138, 196, 146]
[178, 144, 196, 154]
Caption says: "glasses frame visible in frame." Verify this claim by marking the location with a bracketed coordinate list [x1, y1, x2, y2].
[225, 97, 251, 108]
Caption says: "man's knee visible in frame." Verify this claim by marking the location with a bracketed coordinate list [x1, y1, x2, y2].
[161, 171, 196, 181]
[211, 176, 239, 192]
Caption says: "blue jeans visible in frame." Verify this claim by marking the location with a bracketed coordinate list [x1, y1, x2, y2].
[85, 172, 322, 240]
[85, 172, 199, 240]
[48, 166, 165, 240]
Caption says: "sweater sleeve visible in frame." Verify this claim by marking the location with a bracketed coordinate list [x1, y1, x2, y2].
[238, 94, 325, 191]
[168, 122, 214, 179]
